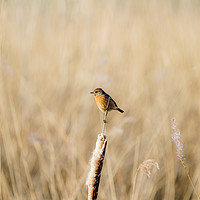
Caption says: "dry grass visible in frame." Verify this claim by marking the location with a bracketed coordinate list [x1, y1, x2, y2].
[132, 159, 160, 200]
[1, 0, 200, 199]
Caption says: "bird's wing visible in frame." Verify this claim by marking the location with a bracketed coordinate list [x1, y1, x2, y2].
[105, 94, 118, 107]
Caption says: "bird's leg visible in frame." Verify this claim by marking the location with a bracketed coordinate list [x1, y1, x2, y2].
[103, 97, 110, 124]
[103, 111, 108, 123]
[102, 111, 108, 133]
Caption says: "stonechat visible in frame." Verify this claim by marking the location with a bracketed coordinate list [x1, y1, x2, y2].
[90, 88, 124, 114]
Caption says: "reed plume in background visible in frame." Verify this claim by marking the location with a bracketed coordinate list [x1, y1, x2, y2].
[171, 119, 200, 200]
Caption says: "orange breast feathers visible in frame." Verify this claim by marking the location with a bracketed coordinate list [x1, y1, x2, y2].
[95, 95, 117, 112]
[95, 95, 107, 112]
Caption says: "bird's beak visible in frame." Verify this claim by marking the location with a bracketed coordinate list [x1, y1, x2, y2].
[90, 91, 93, 94]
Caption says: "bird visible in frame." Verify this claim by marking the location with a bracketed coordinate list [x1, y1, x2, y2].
[90, 88, 124, 118]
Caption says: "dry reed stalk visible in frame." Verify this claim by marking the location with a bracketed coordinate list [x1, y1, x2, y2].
[86, 133, 107, 200]
[132, 159, 160, 200]
[170, 118, 200, 200]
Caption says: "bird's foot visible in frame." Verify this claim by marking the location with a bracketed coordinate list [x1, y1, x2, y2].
[103, 120, 108, 123]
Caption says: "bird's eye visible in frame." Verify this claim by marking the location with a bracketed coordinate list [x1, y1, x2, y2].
[95, 91, 98, 93]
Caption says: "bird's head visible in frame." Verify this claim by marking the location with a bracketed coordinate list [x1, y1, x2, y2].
[90, 88, 105, 96]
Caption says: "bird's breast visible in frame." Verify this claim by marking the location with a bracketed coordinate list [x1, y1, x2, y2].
[95, 95, 107, 112]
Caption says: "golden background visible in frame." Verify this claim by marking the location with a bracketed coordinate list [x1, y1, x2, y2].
[0, 0, 200, 199]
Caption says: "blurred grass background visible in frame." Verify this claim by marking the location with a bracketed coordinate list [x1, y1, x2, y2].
[0, 0, 200, 199]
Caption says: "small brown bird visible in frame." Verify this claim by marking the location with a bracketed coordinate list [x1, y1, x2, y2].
[90, 88, 124, 115]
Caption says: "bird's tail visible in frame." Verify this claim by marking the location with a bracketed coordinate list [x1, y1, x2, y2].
[116, 108, 124, 113]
